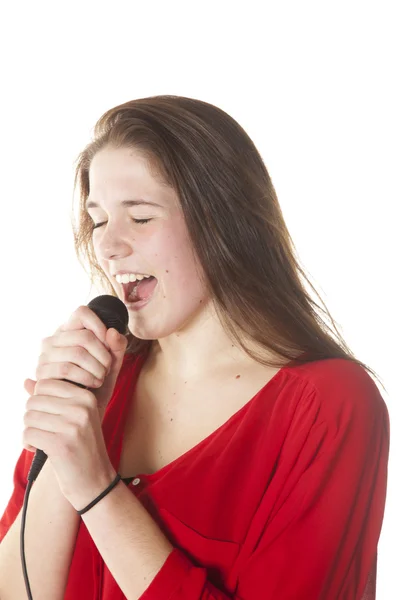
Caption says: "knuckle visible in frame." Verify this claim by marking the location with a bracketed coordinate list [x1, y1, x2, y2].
[83, 329, 96, 343]
[73, 346, 86, 361]
[83, 371, 96, 387]
[76, 305, 88, 318]
[66, 421, 82, 443]
[56, 429, 75, 455]
[74, 405, 91, 427]
[59, 362, 72, 378]
[40, 336, 51, 349]
[90, 372, 101, 387]
[36, 364, 49, 380]
[37, 352, 48, 367]
[33, 379, 46, 394]
[82, 389, 96, 407]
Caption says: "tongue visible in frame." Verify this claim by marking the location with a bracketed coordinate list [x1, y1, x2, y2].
[130, 277, 157, 301]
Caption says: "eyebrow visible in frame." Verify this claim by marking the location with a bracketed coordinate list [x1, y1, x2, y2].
[85, 199, 163, 210]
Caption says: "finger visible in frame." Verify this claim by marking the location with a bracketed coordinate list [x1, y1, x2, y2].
[22, 428, 56, 457]
[27, 393, 74, 415]
[106, 328, 128, 363]
[36, 361, 103, 389]
[24, 402, 92, 431]
[37, 345, 109, 384]
[24, 410, 64, 432]
[26, 395, 82, 418]
[41, 329, 112, 373]
[56, 305, 110, 348]
[103, 328, 128, 386]
[30, 380, 95, 406]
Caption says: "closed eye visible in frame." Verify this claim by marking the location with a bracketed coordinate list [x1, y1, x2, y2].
[92, 218, 152, 230]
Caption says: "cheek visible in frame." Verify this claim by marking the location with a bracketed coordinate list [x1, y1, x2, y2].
[164, 248, 206, 295]
[159, 231, 198, 274]
[147, 221, 188, 266]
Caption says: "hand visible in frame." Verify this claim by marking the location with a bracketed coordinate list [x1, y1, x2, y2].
[35, 305, 128, 415]
[22, 305, 128, 509]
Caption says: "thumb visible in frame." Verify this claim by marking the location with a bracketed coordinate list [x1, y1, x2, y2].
[103, 328, 128, 386]
[24, 378, 37, 396]
[95, 328, 128, 411]
[106, 327, 128, 357]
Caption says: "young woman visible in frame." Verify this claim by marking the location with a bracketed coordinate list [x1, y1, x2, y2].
[0, 95, 390, 599]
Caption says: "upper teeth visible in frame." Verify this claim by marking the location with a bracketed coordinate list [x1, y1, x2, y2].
[116, 273, 152, 284]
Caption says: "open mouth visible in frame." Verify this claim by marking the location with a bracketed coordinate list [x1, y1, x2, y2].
[122, 276, 158, 303]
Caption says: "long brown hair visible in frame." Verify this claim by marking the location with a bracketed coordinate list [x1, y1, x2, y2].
[72, 95, 385, 393]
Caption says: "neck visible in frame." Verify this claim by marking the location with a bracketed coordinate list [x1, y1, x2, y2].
[148, 307, 270, 381]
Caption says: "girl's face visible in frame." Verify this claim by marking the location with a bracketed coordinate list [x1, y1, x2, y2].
[87, 146, 211, 340]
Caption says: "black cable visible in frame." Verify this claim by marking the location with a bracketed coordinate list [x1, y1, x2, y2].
[20, 480, 34, 599]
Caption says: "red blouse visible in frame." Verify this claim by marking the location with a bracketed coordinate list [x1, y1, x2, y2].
[0, 354, 390, 599]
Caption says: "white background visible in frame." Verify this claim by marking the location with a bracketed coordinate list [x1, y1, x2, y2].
[0, 1, 398, 597]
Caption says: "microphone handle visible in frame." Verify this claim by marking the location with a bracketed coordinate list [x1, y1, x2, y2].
[27, 379, 87, 482]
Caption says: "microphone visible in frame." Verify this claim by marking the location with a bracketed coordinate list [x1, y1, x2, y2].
[26, 294, 129, 483]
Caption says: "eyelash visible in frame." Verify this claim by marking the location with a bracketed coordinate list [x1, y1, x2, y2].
[92, 218, 152, 230]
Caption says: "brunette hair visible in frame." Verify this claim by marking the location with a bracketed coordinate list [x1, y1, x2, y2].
[72, 95, 385, 392]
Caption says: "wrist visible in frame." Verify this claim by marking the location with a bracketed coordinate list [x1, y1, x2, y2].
[77, 473, 121, 515]
[67, 466, 118, 512]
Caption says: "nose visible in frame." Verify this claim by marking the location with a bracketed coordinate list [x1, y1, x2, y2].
[95, 222, 133, 261]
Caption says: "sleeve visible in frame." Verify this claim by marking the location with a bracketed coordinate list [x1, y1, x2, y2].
[139, 368, 390, 600]
[0, 448, 34, 543]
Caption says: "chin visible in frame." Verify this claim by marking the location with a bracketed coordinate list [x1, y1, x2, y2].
[127, 322, 158, 341]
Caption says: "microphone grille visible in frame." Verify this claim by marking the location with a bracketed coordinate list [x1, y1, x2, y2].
[87, 295, 129, 334]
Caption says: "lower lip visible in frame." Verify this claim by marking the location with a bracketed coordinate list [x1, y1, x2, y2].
[125, 282, 158, 311]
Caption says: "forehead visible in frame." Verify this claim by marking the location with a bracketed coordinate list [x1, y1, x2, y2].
[87, 146, 178, 209]
[89, 147, 161, 189]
